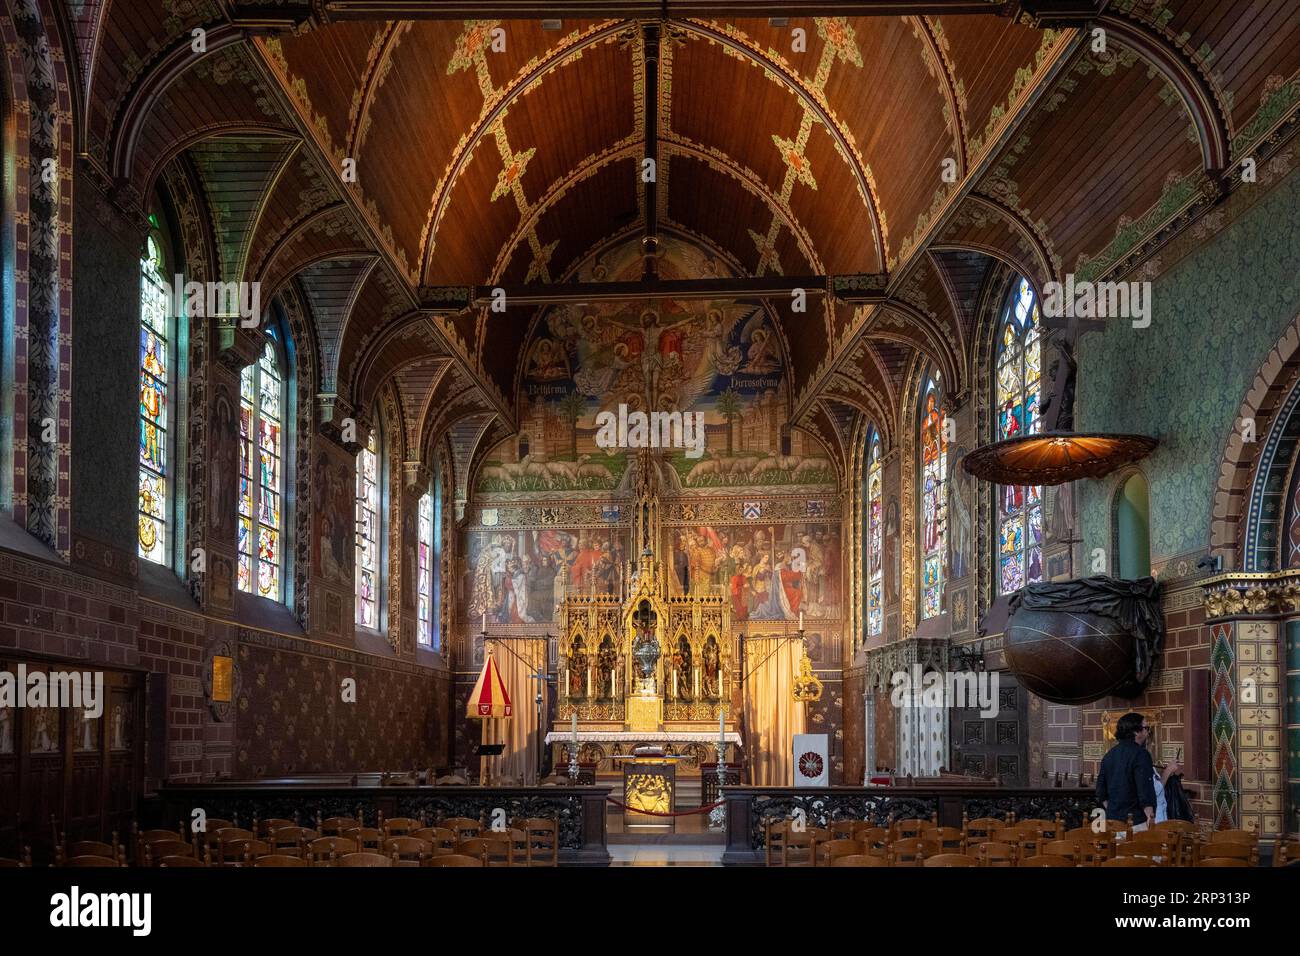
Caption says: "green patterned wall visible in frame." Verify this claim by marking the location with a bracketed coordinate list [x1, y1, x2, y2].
[1078, 166, 1300, 564]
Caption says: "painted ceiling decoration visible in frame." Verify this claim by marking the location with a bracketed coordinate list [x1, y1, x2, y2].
[71, 1, 1300, 484]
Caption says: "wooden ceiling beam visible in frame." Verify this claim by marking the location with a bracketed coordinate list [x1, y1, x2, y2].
[419, 274, 889, 309]
[642, 21, 661, 282]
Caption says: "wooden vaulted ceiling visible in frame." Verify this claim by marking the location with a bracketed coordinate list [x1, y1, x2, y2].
[67, 1, 1300, 483]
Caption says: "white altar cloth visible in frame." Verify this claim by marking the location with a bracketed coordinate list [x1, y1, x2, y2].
[543, 731, 743, 746]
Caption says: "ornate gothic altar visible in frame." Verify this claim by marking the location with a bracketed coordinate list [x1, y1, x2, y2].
[549, 453, 736, 774]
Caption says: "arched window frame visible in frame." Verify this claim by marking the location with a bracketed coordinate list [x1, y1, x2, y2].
[417, 484, 433, 646]
[919, 372, 948, 620]
[994, 277, 1044, 594]
[138, 219, 172, 567]
[864, 430, 883, 637]
[238, 335, 288, 601]
[356, 426, 382, 628]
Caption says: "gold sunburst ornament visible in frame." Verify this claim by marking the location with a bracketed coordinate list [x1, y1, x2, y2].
[792, 649, 823, 703]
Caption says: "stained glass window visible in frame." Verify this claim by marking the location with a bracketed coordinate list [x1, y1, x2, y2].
[432, 461, 443, 651]
[920, 373, 948, 619]
[417, 491, 433, 645]
[356, 429, 380, 628]
[239, 341, 284, 600]
[866, 432, 883, 637]
[996, 277, 1043, 593]
[138, 231, 170, 564]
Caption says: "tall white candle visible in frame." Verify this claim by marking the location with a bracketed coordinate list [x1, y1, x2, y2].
[694, 667, 700, 699]
[571, 711, 578, 742]
[482, 611, 487, 632]
[673, 670, 678, 698]
[798, 610, 803, 630]
[587, 667, 592, 698]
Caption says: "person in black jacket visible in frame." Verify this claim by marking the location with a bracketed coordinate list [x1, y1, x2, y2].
[1096, 712, 1157, 830]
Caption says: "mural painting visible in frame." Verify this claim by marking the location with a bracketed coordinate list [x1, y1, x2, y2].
[666, 523, 841, 620]
[466, 528, 633, 624]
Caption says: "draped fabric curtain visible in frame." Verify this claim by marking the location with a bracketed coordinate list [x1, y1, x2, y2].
[481, 638, 547, 784]
[742, 637, 807, 786]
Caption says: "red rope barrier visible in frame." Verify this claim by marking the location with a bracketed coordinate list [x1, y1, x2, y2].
[604, 797, 724, 817]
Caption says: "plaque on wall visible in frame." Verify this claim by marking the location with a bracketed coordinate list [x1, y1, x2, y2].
[212, 656, 233, 703]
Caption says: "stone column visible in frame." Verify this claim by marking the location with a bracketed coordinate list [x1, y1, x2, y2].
[1200, 573, 1289, 844]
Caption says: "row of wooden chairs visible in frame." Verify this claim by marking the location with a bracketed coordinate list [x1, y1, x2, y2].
[765, 814, 1278, 868]
[17, 813, 560, 868]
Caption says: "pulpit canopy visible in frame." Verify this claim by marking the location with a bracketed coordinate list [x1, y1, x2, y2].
[467, 653, 513, 719]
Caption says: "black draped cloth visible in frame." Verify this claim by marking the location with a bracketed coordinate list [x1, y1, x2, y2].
[1008, 575, 1164, 682]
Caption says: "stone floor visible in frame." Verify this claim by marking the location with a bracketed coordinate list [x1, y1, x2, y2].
[607, 844, 725, 866]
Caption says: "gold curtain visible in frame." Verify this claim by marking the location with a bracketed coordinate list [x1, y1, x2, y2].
[743, 636, 808, 786]
[482, 638, 547, 784]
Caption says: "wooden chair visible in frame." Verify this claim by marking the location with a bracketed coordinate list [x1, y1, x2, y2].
[887, 837, 940, 866]
[442, 817, 482, 841]
[830, 853, 888, 867]
[1020, 854, 1073, 867]
[822, 840, 866, 866]
[853, 825, 889, 857]
[829, 820, 859, 841]
[158, 855, 205, 867]
[212, 827, 257, 849]
[254, 854, 307, 867]
[1017, 816, 1063, 841]
[381, 817, 422, 838]
[1119, 831, 1178, 865]
[63, 855, 121, 867]
[255, 818, 298, 839]
[1198, 841, 1255, 866]
[782, 826, 827, 867]
[196, 820, 236, 855]
[1063, 827, 1114, 863]
[307, 837, 358, 866]
[337, 852, 392, 867]
[764, 819, 789, 867]
[341, 827, 384, 852]
[1102, 856, 1155, 867]
[62, 839, 123, 866]
[1040, 839, 1081, 864]
[961, 815, 1008, 848]
[415, 827, 459, 857]
[517, 818, 558, 866]
[924, 853, 977, 867]
[267, 826, 314, 857]
[318, 816, 361, 837]
[215, 838, 271, 867]
[973, 842, 1017, 867]
[427, 854, 482, 867]
[385, 836, 432, 866]
[133, 827, 187, 865]
[930, 827, 965, 853]
[1209, 828, 1257, 845]
[1271, 839, 1300, 866]
[1199, 857, 1250, 867]
[0, 847, 32, 867]
[457, 837, 510, 867]
[1151, 820, 1198, 865]
[890, 816, 937, 841]
[143, 840, 194, 866]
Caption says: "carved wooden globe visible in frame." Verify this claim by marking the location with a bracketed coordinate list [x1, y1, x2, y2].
[1003, 576, 1162, 704]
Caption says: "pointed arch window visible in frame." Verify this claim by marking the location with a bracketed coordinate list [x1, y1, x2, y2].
[995, 277, 1044, 593]
[417, 488, 433, 646]
[238, 340, 285, 599]
[865, 431, 883, 637]
[919, 373, 948, 620]
[356, 429, 381, 628]
[138, 225, 171, 565]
